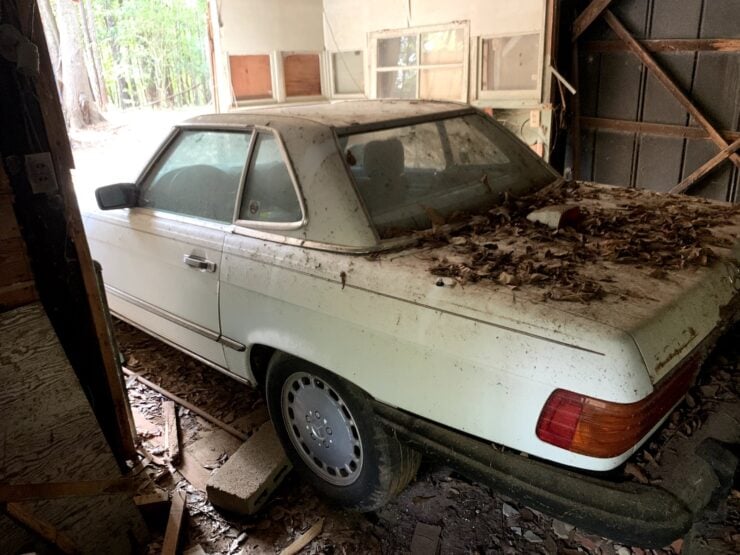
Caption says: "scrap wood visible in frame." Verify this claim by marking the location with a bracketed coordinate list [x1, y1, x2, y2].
[279, 517, 325, 555]
[162, 490, 187, 555]
[122, 367, 247, 441]
[5, 502, 80, 554]
[0, 478, 135, 503]
[410, 522, 442, 554]
[163, 400, 181, 465]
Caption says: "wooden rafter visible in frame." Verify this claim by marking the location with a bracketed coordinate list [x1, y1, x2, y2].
[580, 117, 740, 142]
[670, 137, 740, 195]
[602, 9, 740, 172]
[584, 38, 740, 53]
[572, 0, 614, 41]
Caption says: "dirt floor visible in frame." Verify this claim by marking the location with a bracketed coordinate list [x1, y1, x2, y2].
[116, 319, 740, 555]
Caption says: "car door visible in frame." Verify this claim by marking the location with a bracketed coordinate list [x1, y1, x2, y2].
[86, 127, 253, 370]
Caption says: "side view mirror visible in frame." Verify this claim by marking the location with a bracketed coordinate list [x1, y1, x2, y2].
[95, 183, 137, 210]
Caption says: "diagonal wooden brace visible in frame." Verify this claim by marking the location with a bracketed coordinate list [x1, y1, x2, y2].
[602, 10, 740, 171]
[670, 137, 740, 195]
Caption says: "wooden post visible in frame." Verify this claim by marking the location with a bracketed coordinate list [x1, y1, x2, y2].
[602, 9, 740, 171]
[670, 137, 740, 194]
[571, 40, 581, 180]
[31, 0, 137, 461]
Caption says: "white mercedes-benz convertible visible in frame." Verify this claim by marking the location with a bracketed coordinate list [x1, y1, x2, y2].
[85, 101, 740, 546]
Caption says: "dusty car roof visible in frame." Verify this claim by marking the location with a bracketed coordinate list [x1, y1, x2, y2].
[183, 100, 473, 130]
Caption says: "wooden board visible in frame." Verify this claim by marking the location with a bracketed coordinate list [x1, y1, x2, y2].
[229, 55, 272, 100]
[0, 303, 147, 553]
[283, 54, 321, 97]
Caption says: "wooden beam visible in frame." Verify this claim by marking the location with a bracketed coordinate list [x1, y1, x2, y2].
[584, 38, 740, 53]
[0, 479, 135, 503]
[163, 400, 181, 465]
[162, 490, 187, 555]
[6, 502, 81, 554]
[580, 116, 740, 142]
[602, 10, 740, 171]
[671, 137, 740, 194]
[572, 0, 614, 41]
[571, 40, 582, 179]
[122, 367, 248, 441]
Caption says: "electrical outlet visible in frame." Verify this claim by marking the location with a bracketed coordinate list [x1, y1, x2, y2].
[530, 110, 541, 128]
[24, 152, 58, 194]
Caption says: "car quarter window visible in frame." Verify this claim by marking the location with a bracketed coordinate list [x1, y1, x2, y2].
[238, 133, 302, 223]
[138, 130, 252, 223]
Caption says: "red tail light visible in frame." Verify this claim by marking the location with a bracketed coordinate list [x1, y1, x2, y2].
[536, 354, 700, 458]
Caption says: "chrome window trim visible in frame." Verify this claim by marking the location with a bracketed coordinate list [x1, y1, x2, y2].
[134, 126, 258, 227]
[230, 224, 413, 254]
[233, 125, 308, 231]
[106, 285, 246, 352]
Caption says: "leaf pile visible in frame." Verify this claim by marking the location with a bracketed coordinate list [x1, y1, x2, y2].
[420, 181, 740, 302]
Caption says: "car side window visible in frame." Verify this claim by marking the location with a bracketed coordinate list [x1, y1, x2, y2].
[238, 133, 302, 223]
[139, 130, 252, 223]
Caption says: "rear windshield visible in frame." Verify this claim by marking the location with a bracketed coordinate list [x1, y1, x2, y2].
[339, 114, 556, 237]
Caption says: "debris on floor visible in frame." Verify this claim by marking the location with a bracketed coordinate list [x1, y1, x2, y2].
[116, 320, 740, 554]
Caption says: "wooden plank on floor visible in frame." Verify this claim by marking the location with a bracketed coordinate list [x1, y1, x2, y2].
[163, 401, 180, 465]
[162, 490, 187, 555]
[6, 502, 80, 554]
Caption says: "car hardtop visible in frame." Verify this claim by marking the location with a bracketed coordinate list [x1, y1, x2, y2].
[180, 99, 475, 133]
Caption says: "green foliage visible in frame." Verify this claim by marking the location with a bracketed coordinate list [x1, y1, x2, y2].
[91, 0, 211, 108]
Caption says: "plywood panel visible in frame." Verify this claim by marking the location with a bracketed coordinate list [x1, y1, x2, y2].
[0, 237, 33, 288]
[0, 303, 147, 553]
[283, 53, 322, 97]
[229, 55, 272, 100]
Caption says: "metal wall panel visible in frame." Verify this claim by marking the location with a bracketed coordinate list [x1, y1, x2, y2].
[575, 0, 739, 201]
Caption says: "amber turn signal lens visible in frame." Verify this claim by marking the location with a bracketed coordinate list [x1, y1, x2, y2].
[536, 354, 700, 458]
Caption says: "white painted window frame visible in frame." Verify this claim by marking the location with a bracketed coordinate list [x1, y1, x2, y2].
[369, 22, 470, 103]
[328, 50, 366, 98]
[277, 50, 327, 104]
[225, 50, 278, 107]
[475, 28, 546, 103]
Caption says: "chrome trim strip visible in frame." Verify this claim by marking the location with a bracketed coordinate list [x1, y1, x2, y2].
[111, 311, 252, 385]
[230, 224, 414, 254]
[233, 125, 309, 231]
[106, 285, 247, 352]
[219, 335, 247, 352]
[106, 285, 220, 341]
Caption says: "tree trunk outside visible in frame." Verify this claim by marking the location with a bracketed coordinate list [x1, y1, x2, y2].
[80, 0, 108, 108]
[58, 0, 105, 128]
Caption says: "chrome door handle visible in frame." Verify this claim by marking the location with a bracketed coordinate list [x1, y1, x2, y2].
[183, 254, 217, 273]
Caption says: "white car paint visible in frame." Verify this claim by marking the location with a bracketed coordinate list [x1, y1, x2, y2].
[83, 101, 740, 473]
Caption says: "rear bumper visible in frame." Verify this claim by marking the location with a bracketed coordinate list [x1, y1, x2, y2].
[374, 396, 740, 548]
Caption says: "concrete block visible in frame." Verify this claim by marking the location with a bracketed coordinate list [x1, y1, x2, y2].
[206, 422, 291, 515]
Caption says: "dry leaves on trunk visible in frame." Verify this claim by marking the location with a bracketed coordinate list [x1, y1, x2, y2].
[418, 181, 740, 302]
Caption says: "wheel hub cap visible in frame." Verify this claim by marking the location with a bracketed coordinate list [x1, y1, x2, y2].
[281, 372, 363, 486]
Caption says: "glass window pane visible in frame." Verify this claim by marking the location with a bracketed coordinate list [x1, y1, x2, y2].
[420, 29, 464, 65]
[239, 134, 302, 223]
[377, 35, 417, 67]
[283, 53, 322, 97]
[333, 51, 364, 94]
[377, 70, 417, 98]
[229, 55, 272, 100]
[481, 34, 540, 91]
[419, 67, 463, 100]
[139, 130, 251, 223]
[340, 115, 554, 237]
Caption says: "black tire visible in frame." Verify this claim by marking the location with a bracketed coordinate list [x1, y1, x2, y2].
[265, 352, 420, 511]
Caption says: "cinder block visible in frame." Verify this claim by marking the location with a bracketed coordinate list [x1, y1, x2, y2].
[206, 422, 292, 515]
